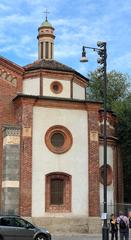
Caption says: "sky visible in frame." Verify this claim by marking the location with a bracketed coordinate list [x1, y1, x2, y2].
[0, 0, 131, 78]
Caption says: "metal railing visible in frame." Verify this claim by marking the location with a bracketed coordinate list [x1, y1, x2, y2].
[100, 203, 131, 218]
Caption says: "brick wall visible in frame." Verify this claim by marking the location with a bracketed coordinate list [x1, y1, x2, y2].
[87, 104, 101, 216]
[14, 98, 35, 216]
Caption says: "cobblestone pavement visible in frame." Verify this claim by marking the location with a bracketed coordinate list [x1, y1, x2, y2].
[52, 234, 102, 240]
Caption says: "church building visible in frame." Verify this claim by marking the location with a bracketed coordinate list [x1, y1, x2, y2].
[0, 16, 123, 232]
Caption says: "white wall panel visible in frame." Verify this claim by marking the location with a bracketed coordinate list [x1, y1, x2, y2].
[73, 82, 85, 100]
[99, 145, 114, 208]
[43, 78, 70, 98]
[32, 107, 88, 217]
[23, 78, 40, 95]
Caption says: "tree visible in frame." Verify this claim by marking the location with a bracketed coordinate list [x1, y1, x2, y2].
[87, 70, 130, 111]
[116, 94, 131, 202]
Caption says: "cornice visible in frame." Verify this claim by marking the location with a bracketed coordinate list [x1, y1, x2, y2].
[0, 56, 24, 76]
[12, 94, 102, 112]
[99, 135, 119, 144]
[23, 70, 88, 88]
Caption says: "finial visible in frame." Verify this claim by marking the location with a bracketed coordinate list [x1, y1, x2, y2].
[43, 8, 50, 21]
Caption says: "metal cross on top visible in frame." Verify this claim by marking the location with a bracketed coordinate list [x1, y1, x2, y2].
[43, 9, 50, 21]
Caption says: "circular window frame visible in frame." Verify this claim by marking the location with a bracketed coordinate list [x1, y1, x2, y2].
[99, 164, 113, 186]
[50, 81, 63, 94]
[45, 125, 73, 154]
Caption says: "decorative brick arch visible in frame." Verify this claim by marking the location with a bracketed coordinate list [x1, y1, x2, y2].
[45, 172, 72, 212]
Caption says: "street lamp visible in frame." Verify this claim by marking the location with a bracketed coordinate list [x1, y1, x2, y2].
[80, 42, 108, 240]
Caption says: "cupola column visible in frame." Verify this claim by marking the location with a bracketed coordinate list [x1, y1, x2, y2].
[37, 17, 55, 60]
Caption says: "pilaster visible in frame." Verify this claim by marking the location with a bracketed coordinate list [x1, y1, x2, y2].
[87, 104, 100, 216]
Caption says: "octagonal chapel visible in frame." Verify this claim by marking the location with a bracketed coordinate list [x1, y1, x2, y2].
[0, 17, 123, 232]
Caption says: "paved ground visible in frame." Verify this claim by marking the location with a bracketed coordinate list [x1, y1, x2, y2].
[52, 232, 131, 240]
[52, 233, 102, 240]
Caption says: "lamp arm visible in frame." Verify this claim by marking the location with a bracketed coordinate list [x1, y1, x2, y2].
[83, 45, 101, 52]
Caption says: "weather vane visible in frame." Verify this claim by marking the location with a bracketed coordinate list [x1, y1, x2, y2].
[43, 8, 50, 21]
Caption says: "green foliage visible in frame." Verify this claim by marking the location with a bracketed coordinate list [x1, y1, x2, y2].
[116, 94, 131, 202]
[87, 70, 130, 110]
[87, 69, 131, 202]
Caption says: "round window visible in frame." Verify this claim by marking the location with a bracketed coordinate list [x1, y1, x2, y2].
[99, 164, 112, 185]
[45, 125, 73, 154]
[50, 81, 63, 94]
[51, 133, 65, 147]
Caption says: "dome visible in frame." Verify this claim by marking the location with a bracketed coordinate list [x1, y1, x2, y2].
[40, 19, 54, 29]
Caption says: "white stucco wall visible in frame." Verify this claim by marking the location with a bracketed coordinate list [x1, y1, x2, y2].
[32, 107, 88, 217]
[99, 145, 114, 208]
[22, 77, 86, 101]
[43, 78, 70, 98]
[73, 82, 85, 100]
[23, 78, 40, 95]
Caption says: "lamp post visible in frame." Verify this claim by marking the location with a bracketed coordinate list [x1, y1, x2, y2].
[80, 42, 108, 240]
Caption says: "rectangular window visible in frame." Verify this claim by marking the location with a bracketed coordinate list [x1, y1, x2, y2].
[50, 179, 64, 205]
[45, 42, 49, 59]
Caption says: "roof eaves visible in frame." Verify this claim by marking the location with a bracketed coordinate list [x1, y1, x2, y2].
[13, 93, 102, 105]
[0, 56, 24, 74]
[24, 65, 89, 82]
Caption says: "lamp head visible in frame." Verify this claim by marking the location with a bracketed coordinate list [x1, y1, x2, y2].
[97, 41, 106, 48]
[80, 46, 88, 62]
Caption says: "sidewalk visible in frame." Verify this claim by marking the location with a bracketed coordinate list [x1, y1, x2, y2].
[52, 233, 102, 240]
[53, 231, 131, 240]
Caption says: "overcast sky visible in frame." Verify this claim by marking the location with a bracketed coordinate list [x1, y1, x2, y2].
[0, 0, 131, 78]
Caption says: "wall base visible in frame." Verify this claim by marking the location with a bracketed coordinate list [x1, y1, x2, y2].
[25, 217, 102, 234]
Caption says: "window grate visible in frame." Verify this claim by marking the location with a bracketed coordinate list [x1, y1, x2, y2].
[50, 179, 64, 205]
